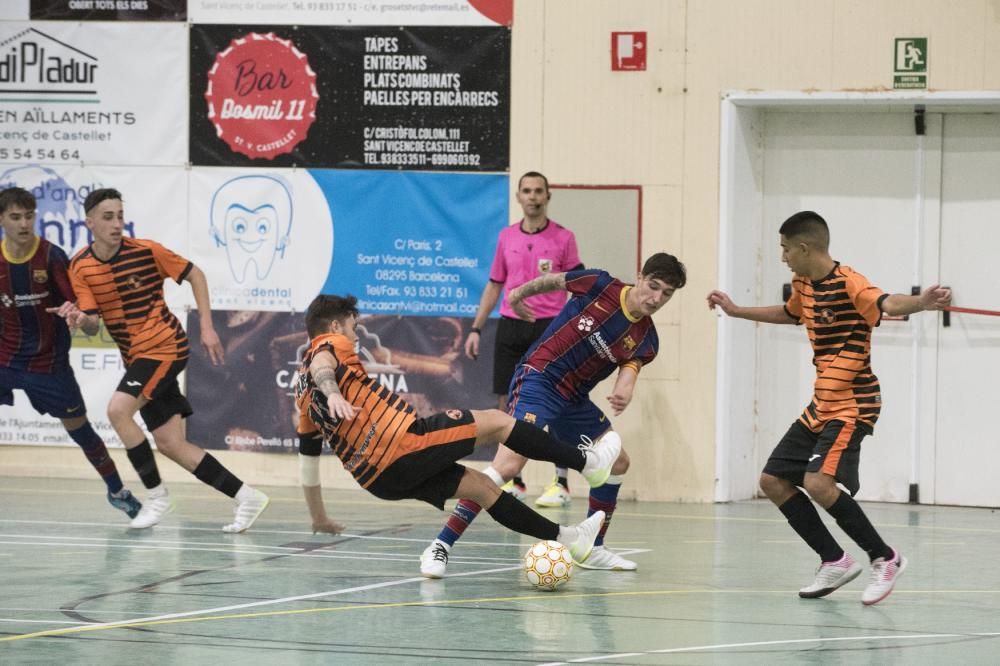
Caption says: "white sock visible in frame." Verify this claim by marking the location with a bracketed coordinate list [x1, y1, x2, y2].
[148, 484, 167, 498]
[556, 525, 577, 544]
[235, 484, 256, 502]
[483, 466, 504, 486]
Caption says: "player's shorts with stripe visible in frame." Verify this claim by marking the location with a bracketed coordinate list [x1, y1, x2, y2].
[492, 316, 554, 395]
[763, 419, 870, 496]
[0, 367, 87, 419]
[365, 409, 478, 510]
[506, 365, 611, 445]
[117, 357, 192, 431]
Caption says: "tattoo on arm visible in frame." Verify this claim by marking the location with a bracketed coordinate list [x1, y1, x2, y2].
[313, 367, 341, 398]
[517, 273, 567, 298]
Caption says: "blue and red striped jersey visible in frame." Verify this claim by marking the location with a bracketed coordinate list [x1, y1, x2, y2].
[521, 269, 658, 400]
[0, 237, 75, 373]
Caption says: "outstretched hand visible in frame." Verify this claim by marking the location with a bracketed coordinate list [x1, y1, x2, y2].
[920, 284, 952, 311]
[706, 290, 738, 316]
[312, 516, 345, 535]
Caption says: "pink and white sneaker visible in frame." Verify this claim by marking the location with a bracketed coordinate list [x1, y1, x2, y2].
[861, 549, 908, 606]
[799, 552, 863, 598]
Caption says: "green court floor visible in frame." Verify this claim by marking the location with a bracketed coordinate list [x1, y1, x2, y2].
[1, 477, 998, 664]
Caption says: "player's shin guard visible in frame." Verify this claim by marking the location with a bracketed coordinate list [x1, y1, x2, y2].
[780, 491, 844, 562]
[503, 421, 586, 471]
[68, 422, 123, 494]
[826, 492, 893, 562]
[193, 453, 244, 498]
[588, 474, 623, 546]
[436, 499, 482, 546]
[126, 439, 162, 489]
[485, 491, 559, 541]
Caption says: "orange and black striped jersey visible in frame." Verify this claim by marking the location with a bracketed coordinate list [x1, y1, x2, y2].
[784, 263, 888, 432]
[294, 332, 418, 488]
[69, 238, 192, 364]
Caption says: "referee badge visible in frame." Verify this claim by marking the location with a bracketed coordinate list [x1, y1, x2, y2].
[538, 258, 552, 273]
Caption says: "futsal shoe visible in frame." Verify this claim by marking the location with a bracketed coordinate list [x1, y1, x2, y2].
[420, 539, 451, 579]
[580, 431, 622, 488]
[223, 487, 270, 533]
[129, 486, 172, 529]
[575, 545, 637, 571]
[535, 477, 572, 508]
[500, 478, 528, 501]
[566, 510, 606, 564]
[799, 552, 863, 598]
[861, 549, 908, 606]
[107, 488, 142, 519]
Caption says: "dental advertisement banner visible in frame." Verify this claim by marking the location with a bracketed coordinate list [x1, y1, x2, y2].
[187, 168, 507, 315]
[189, 25, 510, 171]
[185, 310, 498, 456]
[0, 163, 191, 448]
[29, 0, 186, 21]
[188, 0, 512, 27]
[0, 22, 188, 165]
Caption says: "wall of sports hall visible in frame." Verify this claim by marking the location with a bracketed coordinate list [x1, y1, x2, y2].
[2, 1, 999, 508]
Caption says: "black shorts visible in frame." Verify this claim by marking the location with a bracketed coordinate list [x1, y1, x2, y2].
[364, 410, 477, 510]
[763, 419, 870, 496]
[493, 316, 554, 395]
[118, 357, 193, 431]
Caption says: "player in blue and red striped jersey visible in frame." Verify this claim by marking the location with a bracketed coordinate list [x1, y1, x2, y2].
[421, 253, 686, 577]
[0, 186, 141, 519]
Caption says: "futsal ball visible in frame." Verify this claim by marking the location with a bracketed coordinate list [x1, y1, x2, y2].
[523, 540, 574, 591]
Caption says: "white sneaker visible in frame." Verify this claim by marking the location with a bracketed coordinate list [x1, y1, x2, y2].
[799, 552, 863, 598]
[575, 545, 638, 571]
[861, 549, 908, 606]
[420, 539, 450, 578]
[535, 477, 572, 508]
[129, 487, 172, 529]
[222, 488, 270, 533]
[580, 431, 621, 488]
[566, 510, 605, 564]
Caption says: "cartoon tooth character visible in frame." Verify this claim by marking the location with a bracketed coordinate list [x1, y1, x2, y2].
[210, 175, 293, 283]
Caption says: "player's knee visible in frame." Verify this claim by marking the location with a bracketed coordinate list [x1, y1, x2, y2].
[106, 402, 132, 427]
[611, 448, 630, 474]
[758, 472, 786, 498]
[801, 473, 837, 504]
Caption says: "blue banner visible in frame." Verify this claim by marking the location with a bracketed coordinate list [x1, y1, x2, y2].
[312, 170, 507, 316]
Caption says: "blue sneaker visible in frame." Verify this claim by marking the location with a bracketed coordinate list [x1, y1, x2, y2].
[107, 489, 142, 519]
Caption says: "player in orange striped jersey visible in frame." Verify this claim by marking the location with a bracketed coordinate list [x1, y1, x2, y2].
[708, 211, 950, 606]
[294, 294, 620, 565]
[64, 188, 269, 533]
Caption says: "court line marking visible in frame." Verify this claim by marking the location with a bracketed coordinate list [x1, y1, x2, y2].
[0, 550, 649, 643]
[536, 632, 1000, 664]
[0, 519, 631, 548]
[0, 619, 87, 625]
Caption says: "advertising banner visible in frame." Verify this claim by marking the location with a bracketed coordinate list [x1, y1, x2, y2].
[185, 310, 497, 455]
[190, 25, 510, 170]
[189, 0, 511, 27]
[0, 163, 190, 448]
[0, 22, 188, 166]
[30, 0, 186, 20]
[186, 168, 507, 314]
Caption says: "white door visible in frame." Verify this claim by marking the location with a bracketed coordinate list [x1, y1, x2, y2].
[757, 111, 943, 502]
[933, 114, 1000, 507]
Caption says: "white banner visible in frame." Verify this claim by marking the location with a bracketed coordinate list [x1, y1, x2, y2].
[0, 22, 187, 165]
[189, 0, 511, 26]
[187, 168, 334, 312]
[0, 164, 190, 448]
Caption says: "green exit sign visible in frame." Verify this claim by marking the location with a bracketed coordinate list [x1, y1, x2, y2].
[894, 37, 927, 89]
